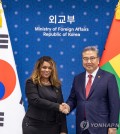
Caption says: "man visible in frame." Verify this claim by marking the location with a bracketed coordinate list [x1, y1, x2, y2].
[62, 46, 119, 134]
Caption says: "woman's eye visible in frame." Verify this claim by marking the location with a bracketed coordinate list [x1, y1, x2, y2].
[42, 66, 47, 69]
[42, 66, 52, 70]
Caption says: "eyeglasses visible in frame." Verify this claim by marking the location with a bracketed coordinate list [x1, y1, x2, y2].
[82, 56, 98, 62]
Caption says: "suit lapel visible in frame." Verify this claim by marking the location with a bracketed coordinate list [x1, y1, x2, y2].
[87, 69, 104, 99]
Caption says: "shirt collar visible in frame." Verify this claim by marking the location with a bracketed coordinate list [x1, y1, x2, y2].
[86, 67, 99, 78]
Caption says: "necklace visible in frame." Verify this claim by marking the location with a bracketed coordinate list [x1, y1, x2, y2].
[41, 81, 51, 86]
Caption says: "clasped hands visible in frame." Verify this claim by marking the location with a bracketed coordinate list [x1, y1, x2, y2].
[59, 103, 70, 114]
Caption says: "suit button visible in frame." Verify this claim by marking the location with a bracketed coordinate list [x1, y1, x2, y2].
[26, 123, 29, 126]
[56, 90, 58, 92]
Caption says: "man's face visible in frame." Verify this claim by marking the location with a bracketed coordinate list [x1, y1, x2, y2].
[82, 50, 99, 73]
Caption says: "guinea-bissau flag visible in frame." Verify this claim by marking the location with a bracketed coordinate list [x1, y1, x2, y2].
[99, 1, 120, 133]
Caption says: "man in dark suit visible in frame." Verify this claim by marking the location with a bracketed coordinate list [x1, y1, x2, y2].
[62, 46, 119, 134]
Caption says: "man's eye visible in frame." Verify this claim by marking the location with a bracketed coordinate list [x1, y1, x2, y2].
[83, 57, 88, 60]
[91, 57, 95, 60]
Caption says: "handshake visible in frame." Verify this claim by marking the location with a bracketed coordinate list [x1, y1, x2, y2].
[59, 103, 70, 114]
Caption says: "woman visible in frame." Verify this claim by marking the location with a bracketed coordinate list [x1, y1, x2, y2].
[22, 56, 68, 134]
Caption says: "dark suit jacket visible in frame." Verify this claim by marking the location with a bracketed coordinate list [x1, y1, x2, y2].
[24, 79, 67, 133]
[67, 69, 120, 134]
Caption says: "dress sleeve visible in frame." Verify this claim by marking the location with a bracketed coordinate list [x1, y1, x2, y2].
[57, 87, 68, 133]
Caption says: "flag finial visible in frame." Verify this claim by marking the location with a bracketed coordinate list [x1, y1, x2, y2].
[0, 0, 2, 27]
[115, 0, 120, 20]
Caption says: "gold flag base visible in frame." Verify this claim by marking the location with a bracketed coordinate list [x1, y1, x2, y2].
[0, 1, 2, 27]
[0, 16, 2, 27]
[115, 1, 120, 20]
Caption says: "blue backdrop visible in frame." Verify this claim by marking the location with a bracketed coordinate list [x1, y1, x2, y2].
[2, 0, 118, 133]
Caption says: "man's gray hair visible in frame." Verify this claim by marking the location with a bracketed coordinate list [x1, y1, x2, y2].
[82, 46, 99, 57]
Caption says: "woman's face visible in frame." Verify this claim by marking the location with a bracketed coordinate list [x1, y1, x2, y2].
[40, 61, 52, 79]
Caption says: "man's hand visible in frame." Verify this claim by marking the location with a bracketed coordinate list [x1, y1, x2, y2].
[59, 103, 70, 114]
[108, 128, 117, 134]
